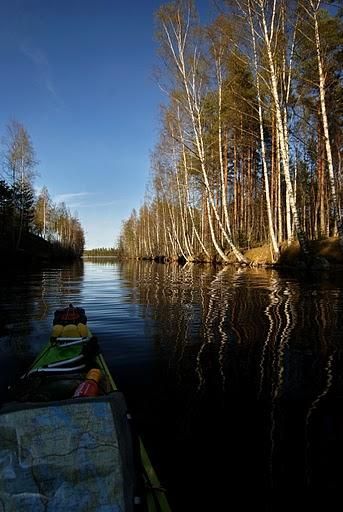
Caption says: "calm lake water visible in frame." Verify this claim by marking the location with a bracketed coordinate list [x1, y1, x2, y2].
[1, 259, 343, 510]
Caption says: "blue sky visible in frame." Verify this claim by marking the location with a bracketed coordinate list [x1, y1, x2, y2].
[0, 0, 213, 248]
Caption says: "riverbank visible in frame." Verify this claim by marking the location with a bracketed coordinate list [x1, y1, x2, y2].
[126, 237, 343, 270]
[0, 232, 82, 266]
[243, 237, 343, 269]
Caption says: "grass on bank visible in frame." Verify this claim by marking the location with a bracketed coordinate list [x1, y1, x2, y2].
[243, 237, 343, 267]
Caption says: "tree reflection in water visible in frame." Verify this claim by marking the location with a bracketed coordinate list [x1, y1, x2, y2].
[1, 260, 343, 510]
[123, 262, 343, 505]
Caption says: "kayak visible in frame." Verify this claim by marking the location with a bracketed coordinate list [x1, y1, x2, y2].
[0, 305, 171, 512]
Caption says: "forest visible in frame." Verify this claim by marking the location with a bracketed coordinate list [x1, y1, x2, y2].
[0, 120, 85, 260]
[84, 248, 119, 257]
[119, 0, 343, 264]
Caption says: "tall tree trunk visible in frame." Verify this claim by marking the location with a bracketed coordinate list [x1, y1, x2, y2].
[248, 0, 279, 259]
[160, 8, 247, 263]
[312, 0, 343, 248]
[206, 196, 229, 262]
[258, 0, 309, 256]
[178, 120, 210, 259]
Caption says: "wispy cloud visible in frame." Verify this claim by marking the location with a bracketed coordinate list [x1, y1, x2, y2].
[20, 42, 64, 108]
[71, 201, 119, 209]
[53, 192, 118, 209]
[21, 45, 48, 67]
[53, 192, 93, 204]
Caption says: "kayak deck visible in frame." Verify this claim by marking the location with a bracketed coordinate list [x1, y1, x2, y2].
[3, 321, 171, 512]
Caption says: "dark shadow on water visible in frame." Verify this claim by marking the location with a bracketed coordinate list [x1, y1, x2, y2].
[1, 260, 343, 510]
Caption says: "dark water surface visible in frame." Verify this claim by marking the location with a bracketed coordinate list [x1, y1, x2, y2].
[1, 259, 343, 510]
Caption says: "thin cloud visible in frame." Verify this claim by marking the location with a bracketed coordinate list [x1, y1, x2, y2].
[20, 42, 64, 108]
[53, 193, 118, 209]
[20, 44, 48, 67]
[54, 192, 93, 204]
[71, 201, 120, 208]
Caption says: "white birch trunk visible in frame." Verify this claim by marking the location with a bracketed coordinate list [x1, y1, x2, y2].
[178, 122, 211, 259]
[175, 165, 193, 258]
[215, 47, 233, 240]
[161, 10, 247, 263]
[166, 185, 188, 261]
[206, 196, 229, 262]
[248, 1, 279, 259]
[312, 0, 343, 248]
[258, 0, 309, 255]
[43, 198, 46, 239]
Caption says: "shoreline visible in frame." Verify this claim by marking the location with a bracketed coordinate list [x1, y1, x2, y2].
[97, 237, 343, 271]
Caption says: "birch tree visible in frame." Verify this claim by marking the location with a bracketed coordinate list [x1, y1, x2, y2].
[156, 1, 247, 263]
[118, 1, 342, 262]
[247, 1, 279, 259]
[34, 186, 51, 238]
[3, 120, 37, 248]
[241, 0, 309, 255]
[308, 0, 343, 247]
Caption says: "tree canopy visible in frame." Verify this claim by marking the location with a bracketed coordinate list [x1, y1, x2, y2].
[119, 0, 343, 263]
[0, 120, 85, 258]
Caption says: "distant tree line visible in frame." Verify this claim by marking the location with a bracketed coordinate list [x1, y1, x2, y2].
[84, 247, 118, 257]
[119, 0, 343, 263]
[0, 120, 85, 258]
